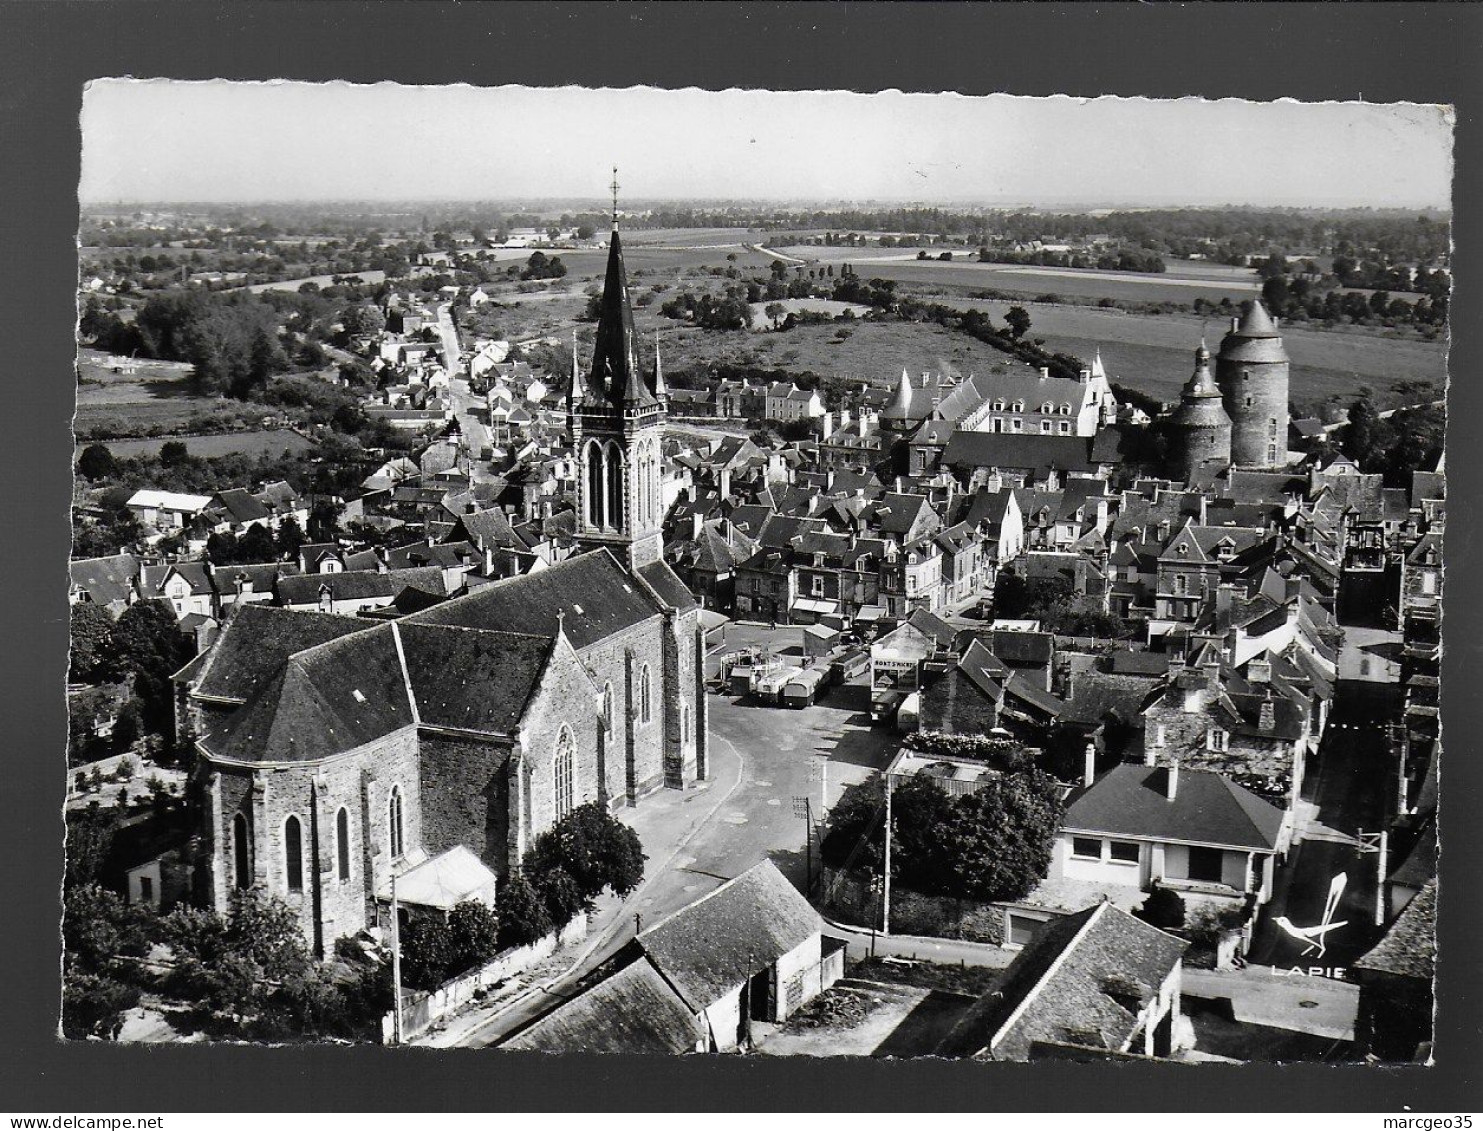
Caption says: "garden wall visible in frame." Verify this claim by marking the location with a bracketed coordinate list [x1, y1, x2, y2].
[819, 867, 1011, 945]
[381, 913, 587, 1044]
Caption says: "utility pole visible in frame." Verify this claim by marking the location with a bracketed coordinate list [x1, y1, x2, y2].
[390, 871, 404, 1046]
[882, 771, 893, 936]
[1375, 829, 1388, 928]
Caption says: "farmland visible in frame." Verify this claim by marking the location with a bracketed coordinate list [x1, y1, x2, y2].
[77, 429, 317, 461]
[902, 297, 1448, 414]
[641, 316, 1043, 388]
[771, 245, 1265, 305]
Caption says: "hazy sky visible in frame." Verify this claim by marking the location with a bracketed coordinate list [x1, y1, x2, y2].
[79, 81, 1454, 209]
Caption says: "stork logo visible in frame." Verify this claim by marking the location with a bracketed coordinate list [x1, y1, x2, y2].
[1274, 872, 1349, 961]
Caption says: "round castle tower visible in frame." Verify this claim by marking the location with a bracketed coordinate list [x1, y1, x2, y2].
[1215, 299, 1289, 468]
[1170, 342, 1232, 481]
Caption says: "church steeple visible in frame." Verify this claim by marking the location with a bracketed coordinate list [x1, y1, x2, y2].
[587, 174, 657, 408]
[569, 168, 667, 569]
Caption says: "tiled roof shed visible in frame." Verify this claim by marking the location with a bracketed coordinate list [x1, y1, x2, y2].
[1352, 878, 1437, 983]
[937, 901, 1186, 1060]
[501, 955, 704, 1055]
[637, 860, 822, 1014]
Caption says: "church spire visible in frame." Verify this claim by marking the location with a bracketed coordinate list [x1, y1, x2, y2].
[652, 332, 668, 398]
[587, 173, 656, 409]
[567, 328, 586, 408]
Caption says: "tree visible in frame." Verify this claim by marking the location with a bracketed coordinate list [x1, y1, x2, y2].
[938, 770, 1064, 902]
[576, 224, 596, 241]
[274, 516, 306, 560]
[523, 802, 647, 906]
[69, 603, 118, 683]
[112, 599, 191, 734]
[65, 804, 122, 890]
[1004, 305, 1032, 341]
[1134, 885, 1187, 930]
[159, 440, 190, 468]
[63, 883, 151, 969]
[447, 900, 501, 974]
[77, 443, 118, 482]
[400, 914, 456, 991]
[495, 873, 552, 949]
[764, 302, 786, 329]
[536, 865, 589, 927]
[236, 523, 277, 564]
[62, 964, 141, 1040]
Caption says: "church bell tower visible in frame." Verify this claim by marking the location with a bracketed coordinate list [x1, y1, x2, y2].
[568, 169, 668, 568]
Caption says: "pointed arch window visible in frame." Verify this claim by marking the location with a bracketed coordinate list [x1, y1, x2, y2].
[232, 812, 253, 890]
[336, 806, 351, 882]
[640, 665, 653, 725]
[284, 814, 303, 892]
[602, 682, 614, 730]
[605, 444, 624, 530]
[585, 440, 604, 527]
[388, 785, 405, 860]
[554, 726, 575, 821]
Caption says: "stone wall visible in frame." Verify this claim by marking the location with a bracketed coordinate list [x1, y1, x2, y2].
[819, 867, 1010, 945]
[207, 725, 422, 954]
[418, 735, 511, 874]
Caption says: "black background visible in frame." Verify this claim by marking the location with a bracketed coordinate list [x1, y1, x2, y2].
[2, 1, 1479, 1112]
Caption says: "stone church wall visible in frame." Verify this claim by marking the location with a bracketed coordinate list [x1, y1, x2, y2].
[418, 735, 511, 874]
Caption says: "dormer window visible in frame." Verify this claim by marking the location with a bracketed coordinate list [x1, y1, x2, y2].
[993, 399, 1005, 411]
[1060, 403, 1072, 415]
[1041, 402, 1054, 414]
[1217, 540, 1236, 561]
[1011, 401, 1024, 413]
[1208, 727, 1229, 752]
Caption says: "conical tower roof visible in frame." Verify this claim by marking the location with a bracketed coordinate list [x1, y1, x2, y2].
[588, 227, 656, 408]
[880, 369, 914, 420]
[1236, 299, 1280, 337]
[1218, 298, 1288, 363]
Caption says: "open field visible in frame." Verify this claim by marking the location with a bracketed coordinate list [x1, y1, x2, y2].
[773, 246, 1266, 305]
[78, 429, 317, 461]
[245, 270, 387, 293]
[747, 298, 871, 328]
[906, 297, 1448, 412]
[639, 314, 1042, 385]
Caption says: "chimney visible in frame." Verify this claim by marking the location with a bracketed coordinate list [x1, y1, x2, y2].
[1231, 316, 1240, 333]
[1083, 742, 1097, 789]
[1259, 694, 1276, 732]
[1079, 368, 1091, 384]
[1216, 583, 1234, 615]
[483, 545, 495, 576]
[690, 511, 705, 541]
[1249, 658, 1271, 684]
[1039, 367, 1050, 381]
[719, 466, 732, 500]
[1164, 762, 1180, 801]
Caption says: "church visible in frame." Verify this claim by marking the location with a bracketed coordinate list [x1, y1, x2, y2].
[174, 218, 706, 955]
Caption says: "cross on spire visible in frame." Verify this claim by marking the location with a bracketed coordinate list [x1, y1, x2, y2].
[610, 166, 620, 229]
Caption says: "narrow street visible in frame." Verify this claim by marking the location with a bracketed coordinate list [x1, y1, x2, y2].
[1247, 681, 1395, 970]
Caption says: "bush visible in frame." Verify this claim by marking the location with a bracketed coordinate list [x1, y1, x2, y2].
[447, 900, 501, 973]
[536, 865, 589, 927]
[1186, 903, 1248, 949]
[1135, 885, 1187, 931]
[399, 915, 456, 991]
[62, 964, 142, 1040]
[495, 873, 553, 950]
